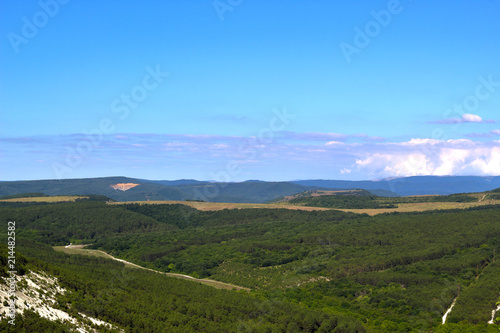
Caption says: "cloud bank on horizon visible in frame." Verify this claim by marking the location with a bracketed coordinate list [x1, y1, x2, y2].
[1, 1, 500, 181]
[2, 131, 499, 181]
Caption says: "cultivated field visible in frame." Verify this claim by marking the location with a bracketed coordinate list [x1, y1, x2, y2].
[5, 194, 499, 215]
[110, 196, 500, 215]
[109, 200, 332, 211]
[337, 199, 500, 215]
[0, 196, 88, 203]
[279, 189, 363, 202]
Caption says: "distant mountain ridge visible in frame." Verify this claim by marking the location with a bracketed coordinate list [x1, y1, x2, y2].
[0, 177, 186, 202]
[291, 176, 500, 196]
[1, 176, 498, 203]
[0, 177, 320, 203]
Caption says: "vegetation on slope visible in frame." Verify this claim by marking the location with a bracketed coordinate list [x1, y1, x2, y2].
[1, 241, 365, 332]
[287, 192, 478, 209]
[1, 200, 499, 332]
[288, 194, 397, 209]
[0, 193, 49, 199]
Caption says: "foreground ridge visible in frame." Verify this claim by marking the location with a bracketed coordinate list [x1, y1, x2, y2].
[56, 245, 250, 291]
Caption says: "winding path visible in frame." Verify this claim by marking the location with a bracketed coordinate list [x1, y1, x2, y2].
[60, 245, 250, 291]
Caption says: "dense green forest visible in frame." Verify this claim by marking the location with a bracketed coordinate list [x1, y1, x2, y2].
[0, 193, 49, 199]
[3, 175, 500, 201]
[288, 193, 397, 209]
[1, 242, 362, 332]
[1, 200, 500, 332]
[287, 192, 478, 209]
[0, 177, 330, 203]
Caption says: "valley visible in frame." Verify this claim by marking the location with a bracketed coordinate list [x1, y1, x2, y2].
[4, 1, 499, 332]
[1, 179, 500, 332]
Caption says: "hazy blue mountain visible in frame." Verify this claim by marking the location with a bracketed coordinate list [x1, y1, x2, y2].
[292, 176, 500, 196]
[0, 177, 318, 203]
[3, 175, 494, 202]
[0, 177, 186, 201]
[142, 179, 208, 186]
[176, 181, 320, 203]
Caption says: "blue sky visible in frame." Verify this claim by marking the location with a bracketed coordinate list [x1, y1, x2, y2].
[1, 0, 500, 181]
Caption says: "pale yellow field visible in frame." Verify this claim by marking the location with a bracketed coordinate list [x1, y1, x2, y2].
[337, 199, 500, 216]
[109, 200, 331, 211]
[109, 197, 500, 216]
[0, 196, 88, 202]
[8, 195, 497, 215]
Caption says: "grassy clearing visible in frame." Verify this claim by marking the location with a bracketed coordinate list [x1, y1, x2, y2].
[0, 196, 88, 203]
[109, 200, 331, 211]
[108, 198, 500, 215]
[53, 246, 115, 259]
[53, 246, 249, 291]
[337, 199, 500, 215]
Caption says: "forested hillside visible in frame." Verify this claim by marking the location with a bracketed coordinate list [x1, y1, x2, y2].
[4, 175, 499, 203]
[0, 177, 324, 203]
[1, 200, 500, 332]
[287, 192, 478, 209]
[292, 176, 500, 196]
[1, 242, 362, 332]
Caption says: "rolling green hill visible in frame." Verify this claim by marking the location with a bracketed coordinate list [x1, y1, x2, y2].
[2, 199, 499, 332]
[292, 176, 500, 196]
[1, 241, 363, 332]
[0, 177, 187, 202]
[1, 176, 499, 204]
[179, 181, 327, 203]
[0, 177, 325, 203]
[0, 176, 398, 203]
[284, 191, 479, 209]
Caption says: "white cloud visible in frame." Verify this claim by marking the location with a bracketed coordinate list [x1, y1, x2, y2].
[282, 131, 348, 142]
[461, 113, 483, 123]
[2, 133, 500, 180]
[429, 113, 493, 124]
[468, 147, 500, 174]
[325, 141, 346, 146]
[432, 148, 470, 175]
[356, 153, 432, 177]
[403, 138, 441, 146]
[281, 131, 385, 143]
[162, 142, 191, 147]
[211, 144, 229, 149]
[355, 140, 500, 177]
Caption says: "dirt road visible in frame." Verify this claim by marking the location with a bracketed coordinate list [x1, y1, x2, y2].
[57, 245, 250, 291]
